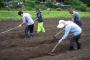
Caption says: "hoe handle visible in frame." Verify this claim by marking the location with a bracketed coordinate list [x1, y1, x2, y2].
[54, 29, 64, 37]
[1, 26, 19, 34]
[51, 39, 63, 53]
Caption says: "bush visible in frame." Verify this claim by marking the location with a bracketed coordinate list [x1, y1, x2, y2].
[35, 1, 40, 4]
[65, 0, 87, 11]
[25, 1, 36, 10]
[26, 1, 36, 8]
[26, 7, 34, 11]
[45, 2, 57, 8]
[37, 4, 47, 10]
[75, 3, 87, 11]
[56, 8, 62, 11]
[86, 8, 90, 12]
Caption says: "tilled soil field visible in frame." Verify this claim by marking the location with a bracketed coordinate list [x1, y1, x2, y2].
[0, 19, 90, 60]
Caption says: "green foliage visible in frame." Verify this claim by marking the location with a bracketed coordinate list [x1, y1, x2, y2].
[45, 2, 57, 8]
[64, 0, 87, 11]
[0, 11, 90, 20]
[26, 1, 35, 8]
[75, 3, 87, 11]
[56, 8, 62, 11]
[45, 2, 53, 8]
[34, 0, 40, 4]
[86, 8, 90, 12]
[0, 0, 89, 12]
[0, 0, 5, 2]
[37, 5, 47, 10]
[80, 0, 90, 7]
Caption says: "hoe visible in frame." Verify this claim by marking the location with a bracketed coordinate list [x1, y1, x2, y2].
[0, 26, 20, 34]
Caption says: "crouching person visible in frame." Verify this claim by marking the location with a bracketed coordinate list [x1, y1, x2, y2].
[18, 11, 34, 38]
[57, 20, 82, 50]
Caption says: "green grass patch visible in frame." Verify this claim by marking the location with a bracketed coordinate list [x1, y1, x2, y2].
[0, 11, 90, 21]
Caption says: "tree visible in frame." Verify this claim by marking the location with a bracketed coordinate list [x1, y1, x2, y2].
[0, 0, 5, 8]
[80, 0, 90, 7]
[64, 0, 87, 11]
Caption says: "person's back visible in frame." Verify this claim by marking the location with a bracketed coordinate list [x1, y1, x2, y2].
[73, 11, 80, 20]
[18, 11, 34, 38]
[65, 22, 82, 36]
[68, 9, 82, 27]
[35, 8, 45, 33]
[36, 9, 43, 22]
[65, 22, 82, 50]
[22, 13, 34, 25]
[72, 11, 82, 26]
[57, 20, 82, 50]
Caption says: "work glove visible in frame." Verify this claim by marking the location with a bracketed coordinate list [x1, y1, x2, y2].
[58, 39, 63, 43]
[18, 24, 22, 27]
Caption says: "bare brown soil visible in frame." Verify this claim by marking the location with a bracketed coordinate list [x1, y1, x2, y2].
[0, 19, 90, 60]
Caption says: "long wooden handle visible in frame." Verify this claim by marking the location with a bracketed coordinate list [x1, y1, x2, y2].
[1, 26, 19, 34]
[51, 42, 60, 52]
[54, 29, 64, 37]
[51, 39, 63, 52]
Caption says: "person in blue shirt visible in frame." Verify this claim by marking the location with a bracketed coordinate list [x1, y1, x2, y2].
[68, 9, 82, 27]
[35, 8, 45, 33]
[57, 20, 82, 50]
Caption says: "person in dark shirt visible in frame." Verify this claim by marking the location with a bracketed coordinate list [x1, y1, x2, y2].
[35, 8, 45, 33]
[68, 9, 82, 27]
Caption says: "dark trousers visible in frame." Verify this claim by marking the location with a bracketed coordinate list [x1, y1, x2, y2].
[74, 20, 82, 27]
[69, 34, 81, 50]
[25, 24, 34, 37]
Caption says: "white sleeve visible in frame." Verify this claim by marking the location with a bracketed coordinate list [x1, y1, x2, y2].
[22, 16, 26, 23]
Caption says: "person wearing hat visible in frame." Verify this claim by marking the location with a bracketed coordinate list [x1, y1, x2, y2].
[57, 20, 82, 50]
[68, 9, 82, 27]
[34, 8, 45, 33]
[18, 11, 34, 38]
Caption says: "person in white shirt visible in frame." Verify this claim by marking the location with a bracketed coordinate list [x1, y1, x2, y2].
[18, 11, 34, 38]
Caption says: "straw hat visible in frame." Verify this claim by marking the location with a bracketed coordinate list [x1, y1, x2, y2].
[57, 20, 65, 29]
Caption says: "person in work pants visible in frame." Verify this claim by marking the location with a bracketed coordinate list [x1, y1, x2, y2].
[57, 20, 82, 50]
[35, 8, 45, 33]
[68, 9, 82, 27]
[18, 11, 34, 38]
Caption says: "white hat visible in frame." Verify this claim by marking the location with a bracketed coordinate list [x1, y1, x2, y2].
[57, 20, 65, 29]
